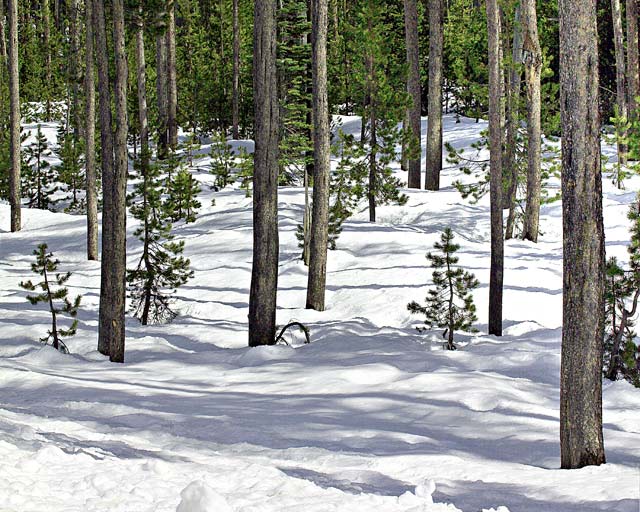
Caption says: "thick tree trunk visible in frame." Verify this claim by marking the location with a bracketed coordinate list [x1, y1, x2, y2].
[95, 0, 115, 356]
[8, 0, 20, 232]
[627, 0, 639, 118]
[521, 0, 542, 243]
[486, 0, 503, 336]
[404, 0, 421, 189]
[85, 0, 98, 261]
[559, 0, 606, 469]
[504, 4, 523, 240]
[232, 0, 240, 139]
[109, 0, 129, 363]
[249, 0, 280, 347]
[167, 2, 178, 149]
[306, 0, 330, 311]
[612, 0, 628, 165]
[156, 31, 169, 159]
[425, 0, 443, 191]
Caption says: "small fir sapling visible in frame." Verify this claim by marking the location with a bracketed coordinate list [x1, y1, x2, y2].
[127, 152, 194, 325]
[237, 147, 254, 197]
[165, 167, 202, 223]
[23, 125, 58, 210]
[56, 127, 86, 212]
[20, 244, 81, 353]
[408, 228, 479, 350]
[210, 131, 236, 191]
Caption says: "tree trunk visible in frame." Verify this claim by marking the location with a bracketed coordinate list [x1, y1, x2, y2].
[627, 0, 639, 118]
[425, 0, 443, 191]
[559, 0, 606, 469]
[95, 0, 115, 356]
[249, 0, 280, 347]
[521, 0, 542, 243]
[306, 0, 331, 311]
[167, 2, 178, 149]
[8, 0, 20, 232]
[156, 31, 168, 159]
[232, 0, 240, 139]
[43, 0, 51, 122]
[612, 0, 628, 165]
[85, 0, 98, 261]
[486, 0, 503, 336]
[69, 0, 81, 138]
[404, 0, 421, 189]
[366, 9, 377, 223]
[504, 4, 523, 240]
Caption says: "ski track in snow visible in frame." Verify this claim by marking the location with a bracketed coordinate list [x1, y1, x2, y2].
[0, 115, 638, 511]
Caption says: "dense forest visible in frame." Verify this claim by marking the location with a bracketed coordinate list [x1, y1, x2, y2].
[0, 0, 639, 510]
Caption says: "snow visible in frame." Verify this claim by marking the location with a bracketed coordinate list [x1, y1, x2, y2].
[0, 115, 638, 511]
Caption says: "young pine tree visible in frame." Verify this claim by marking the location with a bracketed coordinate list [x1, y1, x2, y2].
[127, 154, 194, 325]
[210, 131, 236, 191]
[56, 128, 85, 212]
[20, 244, 81, 353]
[23, 125, 57, 210]
[165, 166, 201, 224]
[408, 228, 479, 350]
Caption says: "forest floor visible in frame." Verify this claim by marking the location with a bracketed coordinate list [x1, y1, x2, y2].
[0, 116, 638, 511]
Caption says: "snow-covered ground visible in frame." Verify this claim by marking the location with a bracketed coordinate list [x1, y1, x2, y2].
[0, 116, 638, 511]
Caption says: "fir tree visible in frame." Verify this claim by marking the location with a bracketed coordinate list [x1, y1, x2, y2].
[22, 125, 57, 210]
[408, 228, 479, 350]
[56, 128, 86, 212]
[127, 152, 194, 325]
[19, 244, 81, 353]
[165, 167, 201, 224]
[210, 131, 236, 191]
[237, 147, 254, 197]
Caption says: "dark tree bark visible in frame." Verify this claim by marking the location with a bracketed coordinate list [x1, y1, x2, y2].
[612, 0, 628, 165]
[249, 0, 280, 347]
[404, 0, 421, 189]
[504, 4, 523, 240]
[69, 0, 82, 137]
[8, 0, 20, 232]
[95, 0, 116, 356]
[306, 0, 330, 311]
[627, 0, 639, 117]
[167, 1, 178, 149]
[521, 0, 542, 243]
[85, 0, 98, 260]
[232, 0, 240, 139]
[109, 0, 129, 363]
[156, 30, 169, 159]
[486, 0, 503, 336]
[425, 0, 443, 191]
[559, 0, 606, 469]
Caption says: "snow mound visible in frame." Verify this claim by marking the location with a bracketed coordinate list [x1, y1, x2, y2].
[235, 345, 296, 366]
[176, 480, 232, 512]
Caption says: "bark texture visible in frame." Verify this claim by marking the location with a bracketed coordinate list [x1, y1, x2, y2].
[85, 0, 98, 260]
[612, 0, 628, 165]
[8, 0, 20, 232]
[249, 0, 280, 347]
[232, 0, 240, 139]
[404, 0, 421, 189]
[425, 0, 443, 191]
[559, 0, 606, 469]
[156, 31, 169, 158]
[627, 0, 639, 116]
[307, 0, 331, 311]
[486, 0, 503, 336]
[522, 0, 542, 243]
[167, 2, 178, 149]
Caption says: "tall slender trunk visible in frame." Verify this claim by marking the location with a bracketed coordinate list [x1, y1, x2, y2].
[85, 0, 98, 260]
[559, 0, 606, 469]
[249, 0, 280, 347]
[69, 0, 81, 137]
[8, 0, 20, 232]
[404, 0, 421, 189]
[167, 2, 178, 149]
[95, 0, 115, 356]
[504, 4, 523, 240]
[626, 0, 639, 118]
[366, 10, 376, 223]
[232, 0, 240, 139]
[156, 31, 168, 158]
[521, 0, 542, 243]
[109, 0, 129, 363]
[486, 0, 503, 336]
[425, 0, 443, 191]
[43, 0, 51, 122]
[306, 0, 331, 311]
[612, 0, 628, 165]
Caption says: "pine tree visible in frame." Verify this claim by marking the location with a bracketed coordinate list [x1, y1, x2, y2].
[408, 228, 479, 350]
[56, 128, 86, 212]
[165, 167, 201, 223]
[127, 155, 194, 325]
[23, 125, 57, 210]
[237, 147, 254, 197]
[210, 131, 236, 191]
[20, 243, 81, 353]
